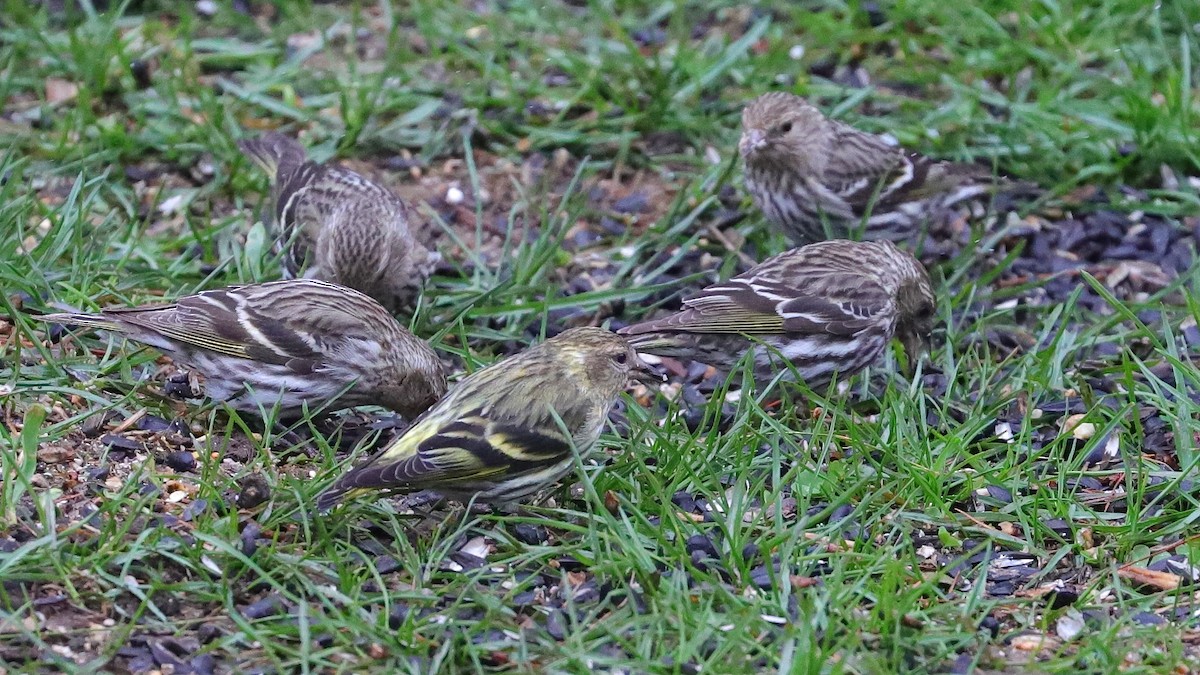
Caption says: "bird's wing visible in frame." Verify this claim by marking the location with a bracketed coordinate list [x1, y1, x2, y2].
[775, 294, 883, 336]
[819, 125, 917, 211]
[867, 153, 985, 209]
[620, 283, 784, 335]
[622, 255, 891, 337]
[279, 165, 391, 231]
[104, 281, 390, 371]
[823, 122, 993, 211]
[83, 300, 255, 361]
[274, 177, 327, 276]
[233, 281, 406, 369]
[318, 403, 580, 497]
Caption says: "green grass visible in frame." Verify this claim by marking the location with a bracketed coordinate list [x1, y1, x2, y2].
[3, 0, 1200, 672]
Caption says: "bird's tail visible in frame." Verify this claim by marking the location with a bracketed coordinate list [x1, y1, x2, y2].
[990, 177, 1046, 214]
[315, 481, 359, 513]
[996, 177, 1042, 198]
[238, 133, 308, 180]
[36, 312, 120, 333]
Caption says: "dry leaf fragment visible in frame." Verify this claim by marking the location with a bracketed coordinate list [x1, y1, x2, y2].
[1118, 565, 1181, 591]
[45, 78, 79, 105]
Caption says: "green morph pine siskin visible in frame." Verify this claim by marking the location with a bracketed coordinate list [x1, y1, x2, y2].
[239, 133, 440, 313]
[740, 92, 1009, 245]
[40, 279, 447, 420]
[619, 240, 935, 388]
[317, 327, 659, 510]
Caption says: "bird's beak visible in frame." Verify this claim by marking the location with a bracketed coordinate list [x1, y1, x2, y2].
[739, 128, 767, 158]
[630, 354, 666, 386]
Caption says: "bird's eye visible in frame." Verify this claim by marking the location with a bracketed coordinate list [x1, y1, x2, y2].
[613, 352, 628, 365]
[778, 121, 793, 134]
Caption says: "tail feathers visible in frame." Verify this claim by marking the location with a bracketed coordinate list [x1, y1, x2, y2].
[956, 166, 1042, 199]
[997, 177, 1043, 199]
[990, 178, 1045, 213]
[318, 457, 389, 511]
[316, 481, 357, 512]
[239, 133, 308, 179]
[37, 312, 120, 333]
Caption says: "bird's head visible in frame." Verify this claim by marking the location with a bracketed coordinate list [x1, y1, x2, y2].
[889, 251, 937, 372]
[550, 327, 661, 399]
[377, 344, 450, 418]
[739, 92, 830, 174]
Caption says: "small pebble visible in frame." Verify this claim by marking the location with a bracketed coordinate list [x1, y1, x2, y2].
[181, 499, 208, 521]
[191, 654, 216, 675]
[240, 595, 283, 620]
[101, 434, 142, 452]
[1042, 518, 1072, 539]
[685, 534, 720, 558]
[1131, 611, 1165, 626]
[388, 603, 411, 629]
[130, 59, 153, 89]
[236, 474, 271, 509]
[240, 521, 262, 557]
[612, 191, 649, 214]
[1045, 585, 1079, 609]
[1056, 609, 1085, 641]
[749, 565, 773, 590]
[137, 415, 173, 432]
[511, 591, 538, 608]
[982, 485, 1014, 504]
[163, 451, 197, 472]
[741, 543, 759, 562]
[513, 523, 548, 546]
[545, 609, 567, 641]
[163, 376, 201, 399]
[196, 623, 223, 644]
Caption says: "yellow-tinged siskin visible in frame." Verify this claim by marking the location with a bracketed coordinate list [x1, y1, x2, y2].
[317, 327, 658, 510]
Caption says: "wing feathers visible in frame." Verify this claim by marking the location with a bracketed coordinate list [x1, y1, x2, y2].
[621, 242, 907, 344]
[319, 403, 579, 507]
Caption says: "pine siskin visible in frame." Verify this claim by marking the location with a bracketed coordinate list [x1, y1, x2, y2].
[316, 327, 658, 510]
[40, 279, 447, 419]
[618, 240, 935, 388]
[740, 92, 1002, 245]
[239, 133, 440, 313]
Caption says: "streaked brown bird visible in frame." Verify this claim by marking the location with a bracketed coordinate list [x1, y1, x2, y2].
[239, 133, 440, 313]
[618, 239, 935, 388]
[317, 327, 658, 511]
[740, 92, 1006, 245]
[39, 279, 447, 419]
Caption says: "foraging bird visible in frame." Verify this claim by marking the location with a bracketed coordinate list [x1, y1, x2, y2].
[740, 92, 1005, 245]
[39, 279, 447, 419]
[618, 240, 935, 387]
[239, 133, 440, 313]
[317, 327, 658, 510]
